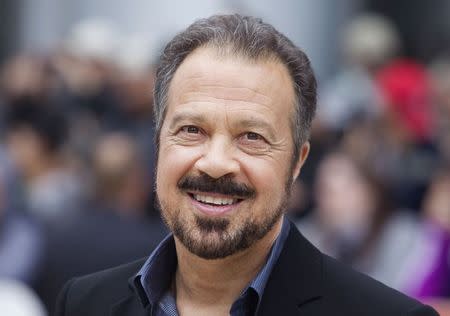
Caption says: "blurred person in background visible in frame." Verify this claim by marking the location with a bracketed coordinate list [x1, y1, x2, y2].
[0, 55, 54, 109]
[318, 13, 400, 134]
[36, 132, 166, 315]
[0, 54, 56, 137]
[52, 18, 124, 131]
[0, 149, 44, 285]
[114, 36, 158, 173]
[296, 150, 449, 301]
[418, 168, 450, 297]
[297, 151, 392, 271]
[374, 58, 439, 210]
[429, 57, 450, 165]
[294, 13, 402, 218]
[423, 168, 450, 233]
[90, 132, 156, 216]
[49, 18, 126, 165]
[50, 20, 159, 170]
[410, 167, 450, 315]
[0, 279, 47, 316]
[4, 105, 85, 219]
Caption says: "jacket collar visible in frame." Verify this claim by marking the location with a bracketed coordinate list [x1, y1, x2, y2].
[110, 294, 150, 316]
[257, 222, 323, 316]
[108, 268, 151, 316]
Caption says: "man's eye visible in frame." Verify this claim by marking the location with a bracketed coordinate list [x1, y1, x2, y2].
[245, 132, 262, 140]
[181, 126, 200, 134]
[238, 132, 269, 153]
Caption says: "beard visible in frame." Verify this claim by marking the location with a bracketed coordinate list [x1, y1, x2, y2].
[157, 172, 293, 260]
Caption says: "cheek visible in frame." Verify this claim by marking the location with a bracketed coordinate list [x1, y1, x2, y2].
[156, 145, 202, 193]
[241, 156, 289, 198]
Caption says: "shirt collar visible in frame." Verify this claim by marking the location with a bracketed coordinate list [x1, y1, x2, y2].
[133, 233, 177, 307]
[245, 216, 290, 299]
[133, 216, 291, 309]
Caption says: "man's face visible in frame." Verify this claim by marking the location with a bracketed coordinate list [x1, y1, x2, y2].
[156, 47, 308, 259]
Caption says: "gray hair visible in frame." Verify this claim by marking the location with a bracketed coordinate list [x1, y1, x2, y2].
[154, 14, 317, 161]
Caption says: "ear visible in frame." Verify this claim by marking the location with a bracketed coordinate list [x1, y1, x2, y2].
[292, 141, 310, 181]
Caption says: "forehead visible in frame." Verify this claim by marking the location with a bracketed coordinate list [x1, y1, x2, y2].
[166, 46, 296, 120]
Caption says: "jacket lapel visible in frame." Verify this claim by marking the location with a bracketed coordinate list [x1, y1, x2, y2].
[110, 294, 150, 316]
[257, 222, 323, 316]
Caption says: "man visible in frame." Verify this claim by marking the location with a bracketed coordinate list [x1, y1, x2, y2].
[56, 14, 438, 316]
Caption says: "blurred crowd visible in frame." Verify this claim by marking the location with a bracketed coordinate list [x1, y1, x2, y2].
[0, 18, 167, 315]
[292, 14, 450, 315]
[0, 14, 449, 315]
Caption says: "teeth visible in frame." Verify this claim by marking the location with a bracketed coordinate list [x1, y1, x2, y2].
[194, 194, 236, 205]
[205, 196, 214, 204]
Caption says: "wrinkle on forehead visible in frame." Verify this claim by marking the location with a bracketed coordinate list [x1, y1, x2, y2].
[178, 92, 274, 113]
[167, 46, 295, 112]
[182, 85, 272, 105]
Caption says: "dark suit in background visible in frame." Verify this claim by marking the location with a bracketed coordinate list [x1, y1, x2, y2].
[36, 210, 166, 315]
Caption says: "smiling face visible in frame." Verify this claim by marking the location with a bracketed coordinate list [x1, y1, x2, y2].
[156, 46, 309, 259]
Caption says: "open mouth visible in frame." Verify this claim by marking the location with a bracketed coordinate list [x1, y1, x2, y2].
[187, 192, 244, 206]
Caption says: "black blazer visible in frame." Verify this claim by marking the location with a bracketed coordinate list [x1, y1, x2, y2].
[56, 222, 438, 316]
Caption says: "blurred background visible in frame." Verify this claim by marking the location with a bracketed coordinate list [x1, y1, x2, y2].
[1, 0, 450, 315]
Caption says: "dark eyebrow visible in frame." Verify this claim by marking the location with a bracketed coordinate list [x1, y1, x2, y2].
[169, 112, 208, 130]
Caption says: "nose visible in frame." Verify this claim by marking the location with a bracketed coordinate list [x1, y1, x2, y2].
[194, 136, 240, 179]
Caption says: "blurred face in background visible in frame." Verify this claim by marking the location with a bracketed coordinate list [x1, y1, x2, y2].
[156, 47, 309, 259]
[314, 153, 376, 239]
[116, 67, 155, 117]
[52, 53, 111, 97]
[0, 55, 51, 103]
[6, 127, 45, 179]
[93, 133, 150, 216]
[423, 172, 450, 231]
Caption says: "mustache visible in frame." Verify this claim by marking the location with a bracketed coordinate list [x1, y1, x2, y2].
[177, 173, 255, 199]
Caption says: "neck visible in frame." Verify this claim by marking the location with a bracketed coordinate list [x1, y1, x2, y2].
[173, 217, 283, 311]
